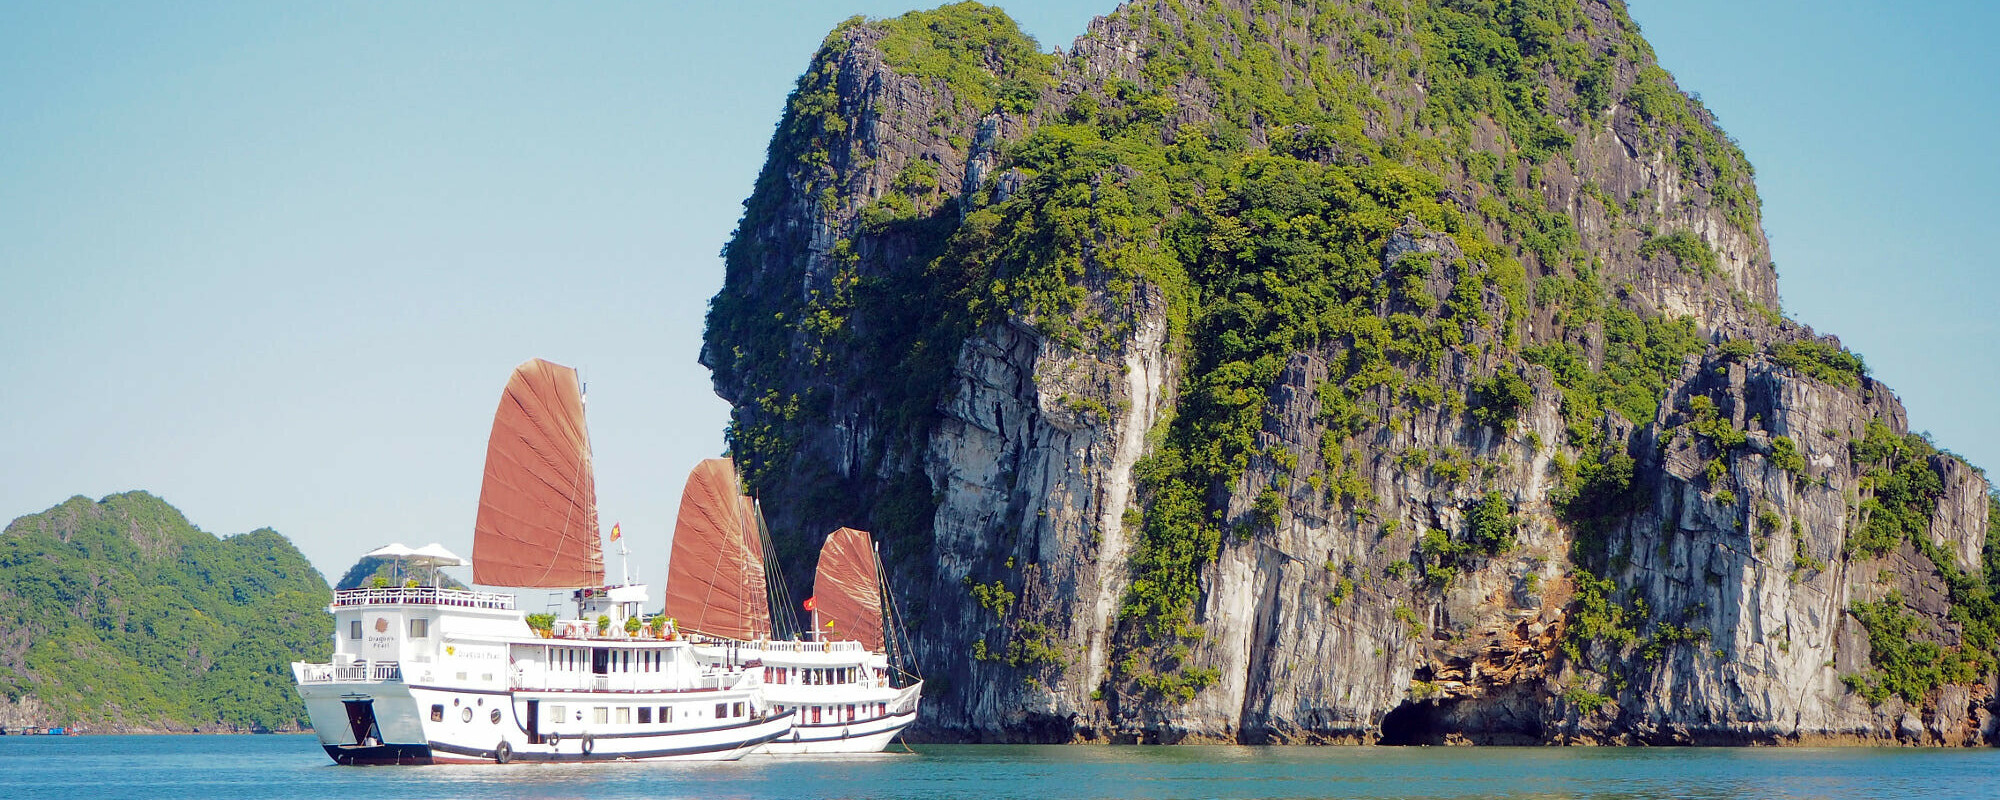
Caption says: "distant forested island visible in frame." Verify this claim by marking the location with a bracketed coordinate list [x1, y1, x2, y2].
[0, 492, 331, 733]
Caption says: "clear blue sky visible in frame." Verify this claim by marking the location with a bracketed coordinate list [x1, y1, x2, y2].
[2, 1, 1993, 587]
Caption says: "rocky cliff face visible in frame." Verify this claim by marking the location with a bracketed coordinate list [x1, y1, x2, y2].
[704, 0, 1998, 745]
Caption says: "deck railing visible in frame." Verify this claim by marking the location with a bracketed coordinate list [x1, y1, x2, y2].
[331, 586, 515, 610]
[507, 663, 749, 693]
[750, 640, 867, 653]
[293, 660, 403, 685]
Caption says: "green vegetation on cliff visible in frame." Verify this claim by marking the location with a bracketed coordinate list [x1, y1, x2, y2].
[0, 492, 330, 731]
[873, 2, 1053, 114]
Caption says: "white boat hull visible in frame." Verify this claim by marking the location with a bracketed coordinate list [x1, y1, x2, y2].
[757, 709, 917, 754]
[299, 681, 791, 765]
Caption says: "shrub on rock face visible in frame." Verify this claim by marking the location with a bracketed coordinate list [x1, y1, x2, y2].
[1468, 492, 1521, 555]
[1471, 369, 1533, 433]
[1771, 340, 1868, 388]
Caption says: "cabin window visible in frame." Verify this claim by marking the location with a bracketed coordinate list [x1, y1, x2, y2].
[714, 703, 726, 719]
[430, 704, 444, 722]
[846, 704, 855, 721]
[659, 706, 672, 723]
[350, 620, 362, 639]
[490, 709, 501, 725]
[549, 704, 566, 725]
[616, 707, 632, 724]
[409, 618, 429, 638]
[811, 706, 822, 724]
[878, 703, 887, 716]
[638, 707, 652, 724]
[733, 702, 744, 718]
[592, 707, 608, 724]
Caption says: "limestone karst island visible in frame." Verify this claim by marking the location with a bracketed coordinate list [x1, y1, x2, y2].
[5, 0, 1997, 753]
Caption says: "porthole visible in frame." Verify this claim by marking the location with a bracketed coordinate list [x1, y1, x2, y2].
[490, 709, 502, 725]
[461, 707, 473, 723]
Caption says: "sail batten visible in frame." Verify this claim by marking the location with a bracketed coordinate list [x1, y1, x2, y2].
[471, 358, 604, 588]
[813, 527, 884, 651]
[663, 459, 773, 639]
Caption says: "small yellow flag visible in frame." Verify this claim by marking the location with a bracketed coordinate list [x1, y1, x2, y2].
[610, 523, 622, 541]
[824, 619, 836, 629]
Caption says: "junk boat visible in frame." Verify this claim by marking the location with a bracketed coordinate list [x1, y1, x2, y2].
[663, 459, 922, 754]
[291, 359, 790, 765]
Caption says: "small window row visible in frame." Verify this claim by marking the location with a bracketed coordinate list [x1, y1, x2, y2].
[540, 701, 748, 729]
[773, 702, 889, 725]
[765, 666, 869, 685]
[346, 618, 430, 639]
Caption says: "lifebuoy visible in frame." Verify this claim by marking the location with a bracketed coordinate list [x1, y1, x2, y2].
[494, 740, 513, 764]
[580, 732, 595, 756]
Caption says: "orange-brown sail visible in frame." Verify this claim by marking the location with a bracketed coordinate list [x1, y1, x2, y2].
[664, 458, 772, 639]
[812, 527, 884, 651]
[471, 358, 604, 587]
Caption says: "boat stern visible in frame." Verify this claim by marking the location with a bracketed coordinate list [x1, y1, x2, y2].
[294, 660, 433, 765]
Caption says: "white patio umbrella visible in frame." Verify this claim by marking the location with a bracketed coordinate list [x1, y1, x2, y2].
[362, 543, 418, 585]
[407, 543, 465, 566]
[407, 543, 467, 587]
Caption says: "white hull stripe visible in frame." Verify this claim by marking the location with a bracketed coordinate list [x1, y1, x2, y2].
[784, 711, 916, 743]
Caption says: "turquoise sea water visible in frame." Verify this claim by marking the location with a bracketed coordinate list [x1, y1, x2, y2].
[2, 734, 1997, 799]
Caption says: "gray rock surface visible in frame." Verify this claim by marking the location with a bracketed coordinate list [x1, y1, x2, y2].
[703, 0, 1995, 746]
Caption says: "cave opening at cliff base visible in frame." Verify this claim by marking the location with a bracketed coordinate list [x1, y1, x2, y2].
[1377, 700, 1451, 746]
